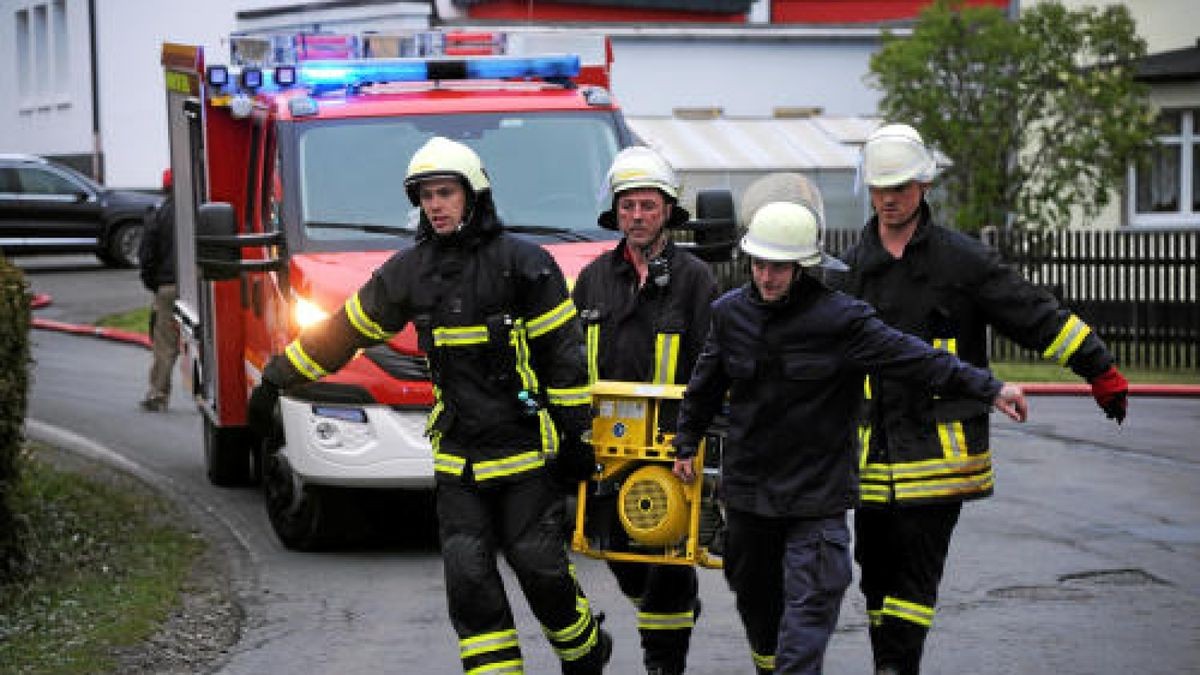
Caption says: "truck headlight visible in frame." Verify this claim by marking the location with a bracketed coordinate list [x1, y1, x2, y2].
[293, 296, 330, 329]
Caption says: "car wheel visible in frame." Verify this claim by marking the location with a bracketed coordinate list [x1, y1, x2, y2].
[202, 416, 255, 487]
[101, 221, 143, 268]
[262, 440, 350, 551]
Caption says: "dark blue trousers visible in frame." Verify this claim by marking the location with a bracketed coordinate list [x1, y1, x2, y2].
[724, 509, 852, 674]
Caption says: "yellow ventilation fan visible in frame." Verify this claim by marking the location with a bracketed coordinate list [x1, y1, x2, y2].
[619, 465, 689, 547]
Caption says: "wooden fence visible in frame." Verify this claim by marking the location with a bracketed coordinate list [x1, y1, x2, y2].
[985, 228, 1199, 371]
[700, 227, 1199, 372]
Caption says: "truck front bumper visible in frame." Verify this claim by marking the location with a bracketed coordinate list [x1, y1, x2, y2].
[278, 396, 434, 488]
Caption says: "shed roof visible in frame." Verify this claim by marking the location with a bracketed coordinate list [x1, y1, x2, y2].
[625, 115, 881, 173]
[1135, 42, 1200, 83]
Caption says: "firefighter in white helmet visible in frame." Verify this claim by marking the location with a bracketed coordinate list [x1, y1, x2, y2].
[835, 123, 1127, 674]
[672, 200, 1027, 675]
[249, 136, 612, 674]
[573, 146, 717, 675]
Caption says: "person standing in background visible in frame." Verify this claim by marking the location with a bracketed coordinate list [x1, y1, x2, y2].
[138, 168, 178, 412]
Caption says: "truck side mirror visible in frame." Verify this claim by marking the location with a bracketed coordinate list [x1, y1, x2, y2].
[197, 203, 238, 280]
[680, 189, 737, 263]
[196, 201, 284, 281]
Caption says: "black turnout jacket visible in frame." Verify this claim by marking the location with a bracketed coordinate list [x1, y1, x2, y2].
[673, 272, 1002, 519]
[263, 195, 590, 486]
[833, 204, 1114, 506]
[573, 238, 717, 386]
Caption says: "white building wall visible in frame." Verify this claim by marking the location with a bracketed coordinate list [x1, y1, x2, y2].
[95, 0, 240, 189]
[1029, 0, 1196, 53]
[610, 35, 882, 117]
[1, 1, 94, 159]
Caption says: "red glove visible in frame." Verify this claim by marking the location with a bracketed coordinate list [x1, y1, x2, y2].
[1090, 366, 1128, 424]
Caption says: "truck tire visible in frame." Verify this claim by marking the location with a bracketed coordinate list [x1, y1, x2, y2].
[262, 440, 349, 551]
[203, 417, 255, 487]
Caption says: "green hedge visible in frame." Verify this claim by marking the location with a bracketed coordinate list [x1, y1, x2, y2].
[0, 255, 31, 583]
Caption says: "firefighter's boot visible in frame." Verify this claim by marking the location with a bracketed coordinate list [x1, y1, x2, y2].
[562, 627, 612, 675]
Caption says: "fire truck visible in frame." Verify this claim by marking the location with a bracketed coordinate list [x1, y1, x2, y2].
[160, 31, 734, 549]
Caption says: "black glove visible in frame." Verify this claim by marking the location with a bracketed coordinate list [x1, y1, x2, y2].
[247, 380, 280, 439]
[551, 432, 597, 488]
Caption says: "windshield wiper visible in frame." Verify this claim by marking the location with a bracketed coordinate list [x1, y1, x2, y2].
[306, 221, 416, 237]
[503, 224, 594, 243]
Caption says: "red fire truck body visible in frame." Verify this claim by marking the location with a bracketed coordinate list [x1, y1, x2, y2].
[160, 31, 732, 548]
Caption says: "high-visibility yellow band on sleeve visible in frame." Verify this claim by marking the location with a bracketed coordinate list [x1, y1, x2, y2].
[345, 293, 389, 341]
[285, 340, 328, 381]
[1042, 314, 1092, 366]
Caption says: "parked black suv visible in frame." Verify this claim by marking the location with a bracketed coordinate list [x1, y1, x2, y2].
[0, 153, 161, 268]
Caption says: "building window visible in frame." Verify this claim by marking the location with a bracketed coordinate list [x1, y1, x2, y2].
[1130, 108, 1199, 227]
[15, 9, 30, 100]
[52, 0, 68, 94]
[13, 1, 70, 110]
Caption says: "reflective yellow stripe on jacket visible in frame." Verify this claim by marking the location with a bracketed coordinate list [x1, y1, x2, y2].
[859, 336, 993, 505]
[652, 333, 681, 384]
[345, 292, 390, 341]
[1042, 314, 1092, 366]
[284, 340, 328, 381]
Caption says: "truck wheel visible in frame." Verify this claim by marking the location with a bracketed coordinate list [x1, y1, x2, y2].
[99, 221, 143, 268]
[203, 417, 255, 487]
[262, 442, 347, 551]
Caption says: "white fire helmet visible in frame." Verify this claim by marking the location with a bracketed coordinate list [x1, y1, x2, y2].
[404, 136, 491, 206]
[606, 146, 680, 201]
[741, 201, 848, 270]
[738, 172, 826, 229]
[860, 123, 938, 188]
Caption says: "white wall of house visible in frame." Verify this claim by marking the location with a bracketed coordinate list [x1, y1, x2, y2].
[2, 1, 95, 161]
[1030, 0, 1196, 53]
[96, 1, 242, 189]
[607, 30, 885, 117]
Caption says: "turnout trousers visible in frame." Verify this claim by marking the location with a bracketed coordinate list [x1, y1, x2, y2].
[437, 474, 607, 674]
[724, 509, 852, 674]
[854, 502, 962, 675]
[607, 559, 699, 673]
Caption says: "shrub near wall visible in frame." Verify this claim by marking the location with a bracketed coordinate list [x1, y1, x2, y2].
[0, 255, 30, 583]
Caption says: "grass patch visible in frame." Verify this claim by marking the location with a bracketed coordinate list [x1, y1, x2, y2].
[0, 445, 205, 674]
[992, 360, 1199, 385]
[93, 306, 151, 335]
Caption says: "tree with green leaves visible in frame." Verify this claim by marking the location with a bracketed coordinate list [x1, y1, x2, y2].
[868, 0, 1156, 233]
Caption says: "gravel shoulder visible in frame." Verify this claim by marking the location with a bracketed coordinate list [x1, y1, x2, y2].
[33, 444, 244, 674]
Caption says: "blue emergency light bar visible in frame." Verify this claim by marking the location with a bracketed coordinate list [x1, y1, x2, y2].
[296, 54, 580, 89]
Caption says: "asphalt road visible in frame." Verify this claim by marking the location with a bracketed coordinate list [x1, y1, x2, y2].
[17, 254, 1200, 674]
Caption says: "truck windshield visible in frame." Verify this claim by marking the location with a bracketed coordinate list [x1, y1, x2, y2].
[297, 111, 623, 245]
